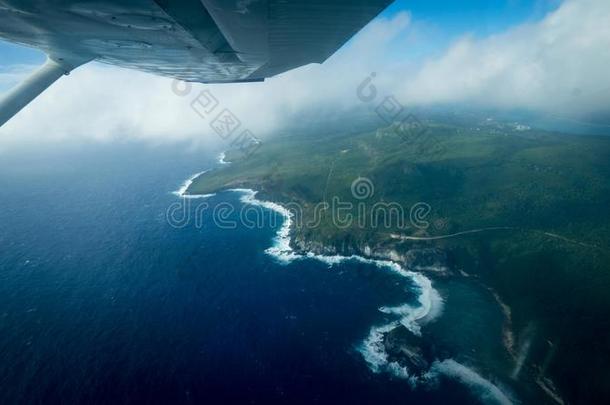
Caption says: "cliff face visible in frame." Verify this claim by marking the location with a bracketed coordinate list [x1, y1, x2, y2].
[292, 227, 450, 274]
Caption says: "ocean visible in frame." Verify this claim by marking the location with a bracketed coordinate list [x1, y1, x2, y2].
[0, 143, 512, 404]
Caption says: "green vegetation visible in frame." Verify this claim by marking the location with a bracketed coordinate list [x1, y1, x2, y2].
[189, 118, 610, 403]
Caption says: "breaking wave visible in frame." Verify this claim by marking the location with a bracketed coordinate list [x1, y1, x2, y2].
[217, 152, 230, 165]
[172, 171, 215, 199]
[230, 189, 445, 378]
[175, 179, 514, 404]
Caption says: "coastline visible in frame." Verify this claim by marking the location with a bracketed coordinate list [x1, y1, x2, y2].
[232, 188, 442, 372]
[228, 187, 518, 404]
[178, 166, 515, 404]
[175, 164, 519, 403]
[172, 170, 215, 199]
[171, 107, 608, 403]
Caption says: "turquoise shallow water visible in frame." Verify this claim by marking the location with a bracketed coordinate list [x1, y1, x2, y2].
[0, 144, 509, 404]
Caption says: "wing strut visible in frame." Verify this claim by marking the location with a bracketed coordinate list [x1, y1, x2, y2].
[0, 56, 88, 128]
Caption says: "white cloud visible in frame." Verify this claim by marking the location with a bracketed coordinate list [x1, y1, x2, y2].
[0, 0, 609, 150]
[400, 0, 610, 114]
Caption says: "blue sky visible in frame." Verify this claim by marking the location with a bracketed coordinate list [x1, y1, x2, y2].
[383, 0, 559, 32]
[0, 40, 45, 66]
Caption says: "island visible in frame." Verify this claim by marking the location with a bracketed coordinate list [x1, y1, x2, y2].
[187, 115, 610, 404]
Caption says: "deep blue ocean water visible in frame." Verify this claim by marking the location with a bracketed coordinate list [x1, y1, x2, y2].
[0, 143, 504, 404]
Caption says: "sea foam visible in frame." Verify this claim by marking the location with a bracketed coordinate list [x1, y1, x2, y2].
[175, 178, 511, 404]
[232, 188, 300, 263]
[172, 171, 215, 199]
[217, 152, 229, 165]
[230, 188, 445, 381]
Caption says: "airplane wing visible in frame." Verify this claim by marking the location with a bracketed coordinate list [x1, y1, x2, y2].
[0, 0, 392, 127]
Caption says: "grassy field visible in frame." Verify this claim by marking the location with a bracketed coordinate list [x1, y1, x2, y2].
[189, 118, 610, 403]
